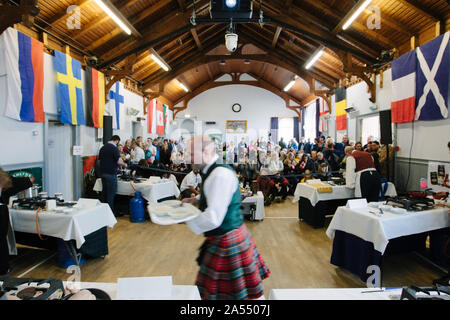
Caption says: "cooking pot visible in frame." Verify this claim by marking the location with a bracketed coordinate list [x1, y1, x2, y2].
[17, 185, 40, 199]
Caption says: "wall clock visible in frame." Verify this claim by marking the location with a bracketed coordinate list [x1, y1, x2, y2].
[232, 103, 241, 113]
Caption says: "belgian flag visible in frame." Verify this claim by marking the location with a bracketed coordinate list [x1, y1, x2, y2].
[85, 66, 106, 128]
[335, 86, 347, 131]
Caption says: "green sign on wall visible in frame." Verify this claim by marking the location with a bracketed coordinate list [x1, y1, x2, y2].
[7, 167, 43, 188]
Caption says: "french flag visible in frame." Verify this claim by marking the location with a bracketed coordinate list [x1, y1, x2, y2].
[0, 27, 44, 122]
[390, 50, 416, 123]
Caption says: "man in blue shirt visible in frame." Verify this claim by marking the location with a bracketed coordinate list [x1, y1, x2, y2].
[98, 135, 127, 214]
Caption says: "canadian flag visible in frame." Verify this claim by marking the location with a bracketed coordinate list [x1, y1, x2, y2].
[156, 101, 165, 135]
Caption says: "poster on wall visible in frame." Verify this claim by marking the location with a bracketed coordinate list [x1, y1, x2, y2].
[427, 162, 450, 192]
[7, 167, 43, 189]
[226, 120, 247, 133]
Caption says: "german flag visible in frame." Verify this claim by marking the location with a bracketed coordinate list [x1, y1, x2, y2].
[335, 86, 347, 131]
[85, 66, 106, 128]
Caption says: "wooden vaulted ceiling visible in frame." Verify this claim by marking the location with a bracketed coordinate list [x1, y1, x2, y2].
[5, 0, 450, 110]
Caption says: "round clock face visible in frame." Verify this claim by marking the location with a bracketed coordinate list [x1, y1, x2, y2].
[232, 103, 241, 113]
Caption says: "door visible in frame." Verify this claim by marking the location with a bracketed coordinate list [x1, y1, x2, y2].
[132, 121, 143, 139]
[46, 122, 74, 201]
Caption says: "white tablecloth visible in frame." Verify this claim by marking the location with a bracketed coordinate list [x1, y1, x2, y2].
[62, 281, 201, 300]
[292, 182, 397, 206]
[241, 191, 265, 220]
[326, 204, 450, 254]
[93, 178, 180, 203]
[269, 288, 404, 300]
[9, 200, 117, 249]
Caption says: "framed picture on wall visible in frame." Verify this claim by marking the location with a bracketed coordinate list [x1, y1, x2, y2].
[226, 120, 247, 133]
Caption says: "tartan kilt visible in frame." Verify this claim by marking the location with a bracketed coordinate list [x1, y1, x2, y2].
[196, 223, 270, 300]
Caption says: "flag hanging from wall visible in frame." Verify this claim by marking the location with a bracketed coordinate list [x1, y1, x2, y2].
[415, 31, 449, 121]
[164, 104, 169, 131]
[85, 66, 106, 128]
[335, 86, 347, 130]
[391, 50, 416, 123]
[107, 81, 124, 130]
[54, 49, 85, 125]
[319, 98, 329, 133]
[156, 102, 166, 135]
[0, 27, 44, 122]
[147, 98, 157, 134]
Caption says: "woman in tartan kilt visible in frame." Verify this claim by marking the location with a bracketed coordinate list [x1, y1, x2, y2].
[182, 136, 270, 300]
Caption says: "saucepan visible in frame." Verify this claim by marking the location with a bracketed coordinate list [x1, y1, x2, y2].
[17, 185, 40, 199]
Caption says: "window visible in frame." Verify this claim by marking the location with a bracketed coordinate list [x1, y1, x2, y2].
[278, 118, 294, 143]
[303, 103, 317, 142]
[360, 115, 380, 145]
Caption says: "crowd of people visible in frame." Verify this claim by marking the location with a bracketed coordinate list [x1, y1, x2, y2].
[116, 133, 393, 206]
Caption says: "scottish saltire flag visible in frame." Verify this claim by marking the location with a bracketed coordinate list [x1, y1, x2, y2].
[108, 81, 123, 130]
[54, 50, 85, 125]
[0, 27, 44, 122]
[391, 50, 416, 123]
[415, 31, 449, 121]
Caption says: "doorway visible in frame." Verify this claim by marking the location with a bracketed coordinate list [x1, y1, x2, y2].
[45, 122, 74, 201]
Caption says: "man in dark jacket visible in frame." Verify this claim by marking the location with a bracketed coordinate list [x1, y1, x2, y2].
[98, 135, 127, 214]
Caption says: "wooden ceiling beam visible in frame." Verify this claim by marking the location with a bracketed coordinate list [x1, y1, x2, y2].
[140, 32, 225, 91]
[70, 0, 149, 41]
[190, 27, 202, 50]
[238, 33, 336, 89]
[332, 0, 369, 34]
[45, 0, 91, 27]
[0, 0, 40, 34]
[240, 27, 339, 86]
[86, 0, 174, 52]
[394, 0, 441, 22]
[98, 0, 210, 68]
[176, 0, 186, 12]
[271, 26, 282, 48]
[257, 0, 379, 63]
[172, 72, 303, 112]
[139, 24, 227, 84]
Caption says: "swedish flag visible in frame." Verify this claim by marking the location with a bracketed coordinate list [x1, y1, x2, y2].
[54, 50, 85, 125]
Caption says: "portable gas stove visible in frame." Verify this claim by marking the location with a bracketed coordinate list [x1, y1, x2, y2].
[12, 198, 76, 210]
[384, 195, 435, 211]
[12, 198, 47, 210]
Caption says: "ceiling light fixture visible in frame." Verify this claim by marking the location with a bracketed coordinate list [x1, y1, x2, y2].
[178, 81, 189, 92]
[305, 46, 325, 70]
[93, 0, 131, 35]
[342, 0, 372, 30]
[283, 79, 296, 92]
[149, 48, 170, 71]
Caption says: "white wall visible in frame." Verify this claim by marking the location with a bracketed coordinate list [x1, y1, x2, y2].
[171, 85, 299, 144]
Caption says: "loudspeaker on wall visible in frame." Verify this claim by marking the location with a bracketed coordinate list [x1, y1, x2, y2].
[379, 110, 392, 145]
[103, 115, 113, 145]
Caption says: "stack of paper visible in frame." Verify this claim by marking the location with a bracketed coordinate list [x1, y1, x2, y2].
[116, 276, 173, 300]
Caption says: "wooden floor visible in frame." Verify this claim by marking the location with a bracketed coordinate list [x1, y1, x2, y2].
[8, 196, 446, 298]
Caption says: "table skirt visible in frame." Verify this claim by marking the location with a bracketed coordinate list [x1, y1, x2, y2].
[298, 197, 348, 228]
[330, 230, 437, 282]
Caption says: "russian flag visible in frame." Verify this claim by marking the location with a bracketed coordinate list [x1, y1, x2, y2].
[0, 27, 44, 122]
[391, 50, 415, 123]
